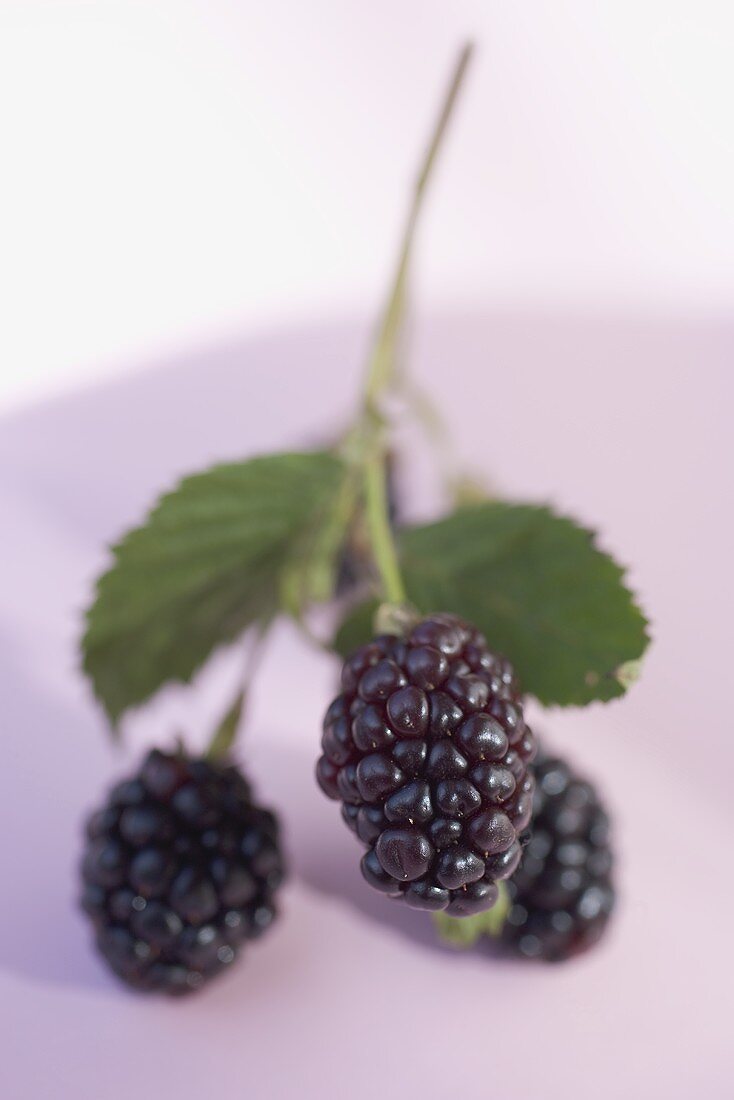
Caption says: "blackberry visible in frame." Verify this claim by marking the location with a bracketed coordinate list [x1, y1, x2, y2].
[502, 752, 615, 961]
[317, 612, 536, 916]
[80, 749, 285, 994]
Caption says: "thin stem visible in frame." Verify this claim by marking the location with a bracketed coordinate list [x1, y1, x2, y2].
[363, 42, 474, 409]
[398, 374, 459, 489]
[364, 449, 406, 604]
[398, 374, 491, 506]
[205, 619, 271, 760]
[357, 43, 474, 605]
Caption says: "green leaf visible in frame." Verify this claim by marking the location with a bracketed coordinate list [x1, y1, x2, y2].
[334, 502, 650, 707]
[83, 451, 344, 724]
[333, 598, 380, 656]
[280, 462, 361, 617]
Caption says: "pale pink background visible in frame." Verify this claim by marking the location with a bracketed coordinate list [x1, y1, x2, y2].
[1, 313, 732, 1098]
[3, 2, 734, 410]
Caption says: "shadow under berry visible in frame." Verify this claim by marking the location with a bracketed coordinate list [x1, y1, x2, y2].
[0, 640, 117, 992]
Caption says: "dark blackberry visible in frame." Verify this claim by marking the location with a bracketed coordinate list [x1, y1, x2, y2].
[80, 749, 285, 994]
[317, 612, 536, 916]
[502, 752, 615, 961]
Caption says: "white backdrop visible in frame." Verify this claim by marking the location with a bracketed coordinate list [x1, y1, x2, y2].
[1, 0, 733, 409]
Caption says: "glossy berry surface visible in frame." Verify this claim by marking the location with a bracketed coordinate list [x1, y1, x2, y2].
[317, 613, 536, 916]
[80, 749, 284, 994]
[503, 752, 615, 961]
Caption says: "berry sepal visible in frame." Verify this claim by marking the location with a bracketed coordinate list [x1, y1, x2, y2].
[433, 880, 511, 947]
[373, 602, 420, 638]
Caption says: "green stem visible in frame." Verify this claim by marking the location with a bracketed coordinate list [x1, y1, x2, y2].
[205, 688, 245, 762]
[205, 619, 271, 760]
[357, 43, 474, 604]
[363, 42, 474, 410]
[364, 448, 406, 604]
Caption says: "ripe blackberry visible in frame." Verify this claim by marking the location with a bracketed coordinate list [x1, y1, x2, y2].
[502, 752, 615, 961]
[80, 749, 284, 994]
[317, 613, 536, 916]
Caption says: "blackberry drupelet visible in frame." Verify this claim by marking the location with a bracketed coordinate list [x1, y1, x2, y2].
[502, 752, 615, 961]
[317, 612, 536, 916]
[80, 749, 284, 994]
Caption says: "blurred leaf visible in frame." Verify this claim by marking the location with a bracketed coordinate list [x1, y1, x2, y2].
[333, 598, 380, 656]
[83, 451, 343, 724]
[280, 464, 360, 617]
[334, 502, 649, 707]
